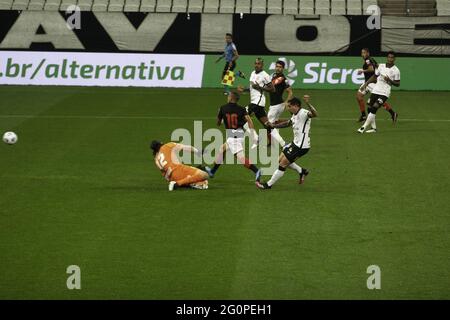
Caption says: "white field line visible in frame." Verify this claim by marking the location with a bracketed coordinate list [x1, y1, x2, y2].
[0, 114, 449, 122]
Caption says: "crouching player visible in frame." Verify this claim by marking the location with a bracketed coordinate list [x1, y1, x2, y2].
[256, 95, 317, 189]
[151, 140, 209, 191]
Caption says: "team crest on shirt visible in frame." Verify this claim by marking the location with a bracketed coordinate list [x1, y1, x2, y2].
[269, 57, 298, 86]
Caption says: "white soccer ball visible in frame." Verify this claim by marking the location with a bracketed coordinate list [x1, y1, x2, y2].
[3, 131, 18, 145]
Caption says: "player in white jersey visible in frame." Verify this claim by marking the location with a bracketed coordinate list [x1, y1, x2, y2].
[238, 58, 274, 148]
[256, 95, 318, 190]
[358, 51, 401, 134]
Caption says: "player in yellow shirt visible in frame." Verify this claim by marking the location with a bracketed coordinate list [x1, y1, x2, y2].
[150, 141, 209, 191]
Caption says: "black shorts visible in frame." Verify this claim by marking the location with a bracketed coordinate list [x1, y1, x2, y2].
[246, 103, 267, 119]
[368, 93, 388, 108]
[222, 61, 236, 77]
[283, 143, 309, 163]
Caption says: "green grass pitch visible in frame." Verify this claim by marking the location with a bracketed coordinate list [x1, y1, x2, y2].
[0, 86, 449, 299]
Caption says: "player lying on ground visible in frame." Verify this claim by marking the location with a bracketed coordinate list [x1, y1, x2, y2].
[205, 91, 262, 182]
[356, 48, 398, 123]
[151, 140, 209, 191]
[256, 95, 317, 190]
[358, 51, 400, 134]
[237, 57, 274, 149]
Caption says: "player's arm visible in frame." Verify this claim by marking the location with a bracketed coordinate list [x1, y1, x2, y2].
[244, 115, 255, 129]
[361, 74, 377, 89]
[303, 95, 318, 118]
[174, 143, 202, 156]
[215, 53, 225, 63]
[285, 86, 293, 101]
[384, 76, 400, 87]
[231, 45, 239, 62]
[264, 119, 292, 129]
[217, 108, 224, 126]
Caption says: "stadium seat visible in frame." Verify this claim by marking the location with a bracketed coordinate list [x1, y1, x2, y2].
[44, 0, 61, 10]
[316, 0, 330, 15]
[331, 0, 346, 15]
[28, 0, 45, 10]
[108, 0, 124, 11]
[437, 0, 450, 16]
[124, 0, 140, 11]
[78, 0, 94, 11]
[0, 0, 13, 9]
[59, 0, 77, 10]
[299, 0, 314, 15]
[362, 0, 378, 15]
[155, 0, 171, 12]
[220, 0, 235, 13]
[140, 0, 156, 12]
[346, 0, 362, 15]
[172, 0, 187, 12]
[203, 0, 219, 13]
[187, 0, 202, 12]
[251, 0, 266, 14]
[11, 0, 29, 10]
[235, 0, 251, 14]
[267, 0, 282, 14]
[284, 0, 299, 15]
[92, 0, 109, 11]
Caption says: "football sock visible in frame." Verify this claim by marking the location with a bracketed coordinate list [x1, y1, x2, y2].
[288, 163, 302, 174]
[270, 129, 285, 147]
[268, 166, 286, 187]
[211, 163, 221, 174]
[358, 99, 366, 113]
[362, 113, 375, 130]
[383, 102, 392, 111]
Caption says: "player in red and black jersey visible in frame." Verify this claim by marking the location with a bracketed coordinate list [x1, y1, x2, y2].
[267, 60, 293, 147]
[205, 91, 261, 182]
[356, 48, 398, 123]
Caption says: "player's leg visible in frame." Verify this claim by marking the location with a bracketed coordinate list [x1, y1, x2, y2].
[222, 63, 231, 95]
[359, 94, 380, 133]
[243, 105, 259, 148]
[356, 88, 367, 122]
[235, 150, 261, 181]
[205, 143, 228, 177]
[383, 102, 398, 124]
[267, 103, 286, 147]
[172, 166, 209, 190]
[256, 154, 290, 189]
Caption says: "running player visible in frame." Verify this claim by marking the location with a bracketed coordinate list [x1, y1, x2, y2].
[151, 140, 209, 191]
[358, 51, 400, 134]
[205, 91, 262, 181]
[267, 60, 293, 147]
[356, 48, 398, 123]
[215, 33, 245, 95]
[237, 58, 274, 148]
[256, 95, 318, 189]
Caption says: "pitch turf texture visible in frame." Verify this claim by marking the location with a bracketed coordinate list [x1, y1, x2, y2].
[0, 86, 449, 299]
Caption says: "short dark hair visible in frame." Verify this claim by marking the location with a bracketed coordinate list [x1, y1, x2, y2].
[387, 51, 396, 57]
[362, 48, 370, 53]
[226, 33, 233, 38]
[255, 57, 264, 63]
[276, 60, 285, 68]
[288, 97, 301, 107]
[150, 140, 163, 155]
[229, 91, 240, 101]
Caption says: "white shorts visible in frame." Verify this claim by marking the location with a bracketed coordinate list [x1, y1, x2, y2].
[226, 137, 244, 155]
[268, 103, 285, 122]
[358, 83, 375, 95]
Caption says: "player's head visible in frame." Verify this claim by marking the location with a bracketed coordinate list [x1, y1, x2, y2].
[150, 140, 163, 156]
[387, 51, 396, 64]
[275, 60, 285, 74]
[227, 91, 240, 103]
[225, 33, 233, 43]
[287, 97, 302, 114]
[254, 58, 264, 72]
[361, 48, 370, 59]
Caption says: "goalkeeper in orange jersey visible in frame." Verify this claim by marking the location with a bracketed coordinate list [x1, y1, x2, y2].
[150, 140, 209, 191]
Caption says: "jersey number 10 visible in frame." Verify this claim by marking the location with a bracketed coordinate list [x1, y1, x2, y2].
[225, 113, 239, 129]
